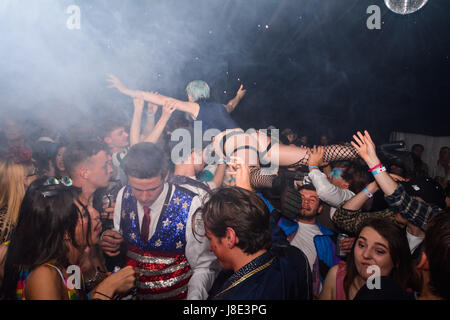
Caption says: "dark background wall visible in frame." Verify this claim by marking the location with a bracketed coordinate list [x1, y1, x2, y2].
[0, 0, 448, 144]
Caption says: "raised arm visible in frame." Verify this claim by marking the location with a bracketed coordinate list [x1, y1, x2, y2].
[225, 84, 246, 113]
[227, 156, 253, 192]
[342, 181, 378, 211]
[307, 146, 355, 207]
[142, 102, 175, 144]
[107, 74, 199, 118]
[350, 130, 438, 230]
[210, 163, 227, 189]
[141, 102, 157, 139]
[350, 131, 398, 196]
[130, 98, 145, 147]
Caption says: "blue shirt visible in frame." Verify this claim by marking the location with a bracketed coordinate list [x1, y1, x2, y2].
[196, 101, 239, 133]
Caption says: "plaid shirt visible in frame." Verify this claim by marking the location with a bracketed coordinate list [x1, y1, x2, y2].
[333, 184, 441, 234]
[332, 205, 398, 236]
[384, 184, 441, 231]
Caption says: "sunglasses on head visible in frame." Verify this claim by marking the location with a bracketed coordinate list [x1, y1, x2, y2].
[328, 168, 344, 179]
[40, 177, 74, 198]
[44, 176, 73, 187]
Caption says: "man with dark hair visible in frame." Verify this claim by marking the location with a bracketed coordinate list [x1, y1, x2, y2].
[202, 187, 311, 300]
[98, 118, 130, 187]
[100, 142, 219, 300]
[63, 140, 113, 286]
[63, 140, 113, 205]
[277, 183, 340, 296]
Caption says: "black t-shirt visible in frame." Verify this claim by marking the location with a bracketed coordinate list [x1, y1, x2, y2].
[196, 101, 239, 133]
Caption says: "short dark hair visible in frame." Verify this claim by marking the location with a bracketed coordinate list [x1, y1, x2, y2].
[63, 140, 107, 176]
[198, 187, 272, 255]
[123, 142, 169, 179]
[98, 118, 128, 139]
[424, 208, 450, 299]
[341, 161, 370, 194]
[298, 183, 317, 193]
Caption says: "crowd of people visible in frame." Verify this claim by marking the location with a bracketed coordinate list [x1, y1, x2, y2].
[0, 77, 449, 301]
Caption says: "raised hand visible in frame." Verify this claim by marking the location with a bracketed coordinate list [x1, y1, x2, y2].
[236, 84, 247, 99]
[106, 74, 126, 92]
[350, 130, 379, 167]
[161, 101, 176, 119]
[227, 156, 252, 191]
[147, 100, 158, 115]
[133, 97, 145, 110]
[308, 145, 325, 167]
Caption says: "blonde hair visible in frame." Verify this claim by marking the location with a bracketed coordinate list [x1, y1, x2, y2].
[0, 159, 32, 241]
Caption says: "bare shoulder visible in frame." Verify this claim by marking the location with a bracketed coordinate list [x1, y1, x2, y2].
[319, 264, 339, 300]
[25, 265, 66, 300]
[328, 264, 339, 279]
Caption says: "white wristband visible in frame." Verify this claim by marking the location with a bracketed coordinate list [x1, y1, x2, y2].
[363, 187, 373, 198]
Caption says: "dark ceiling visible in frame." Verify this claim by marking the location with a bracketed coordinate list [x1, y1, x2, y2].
[0, 0, 449, 143]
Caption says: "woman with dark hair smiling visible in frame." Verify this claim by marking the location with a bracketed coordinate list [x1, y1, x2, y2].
[0, 178, 138, 300]
[319, 218, 420, 300]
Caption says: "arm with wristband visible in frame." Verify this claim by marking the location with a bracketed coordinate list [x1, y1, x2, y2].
[350, 130, 438, 230]
[342, 181, 379, 211]
[350, 131, 398, 196]
[307, 145, 355, 207]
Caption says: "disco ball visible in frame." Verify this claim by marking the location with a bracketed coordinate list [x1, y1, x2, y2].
[384, 0, 428, 15]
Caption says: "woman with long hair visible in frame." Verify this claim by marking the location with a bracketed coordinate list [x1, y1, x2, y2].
[0, 147, 37, 244]
[319, 217, 421, 300]
[0, 178, 137, 300]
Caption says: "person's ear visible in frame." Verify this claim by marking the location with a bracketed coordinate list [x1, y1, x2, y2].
[342, 180, 350, 189]
[417, 251, 429, 271]
[80, 167, 89, 180]
[226, 227, 237, 249]
[104, 136, 112, 146]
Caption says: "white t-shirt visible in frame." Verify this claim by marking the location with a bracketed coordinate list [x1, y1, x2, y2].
[406, 230, 424, 254]
[290, 222, 323, 271]
[111, 148, 128, 185]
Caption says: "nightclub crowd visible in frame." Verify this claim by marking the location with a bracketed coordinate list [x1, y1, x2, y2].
[0, 78, 449, 301]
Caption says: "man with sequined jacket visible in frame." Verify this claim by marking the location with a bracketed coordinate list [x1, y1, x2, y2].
[100, 142, 220, 300]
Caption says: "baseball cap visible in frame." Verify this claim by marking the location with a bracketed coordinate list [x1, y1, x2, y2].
[402, 177, 446, 209]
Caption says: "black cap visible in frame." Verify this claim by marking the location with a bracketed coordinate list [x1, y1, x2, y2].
[402, 177, 446, 209]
